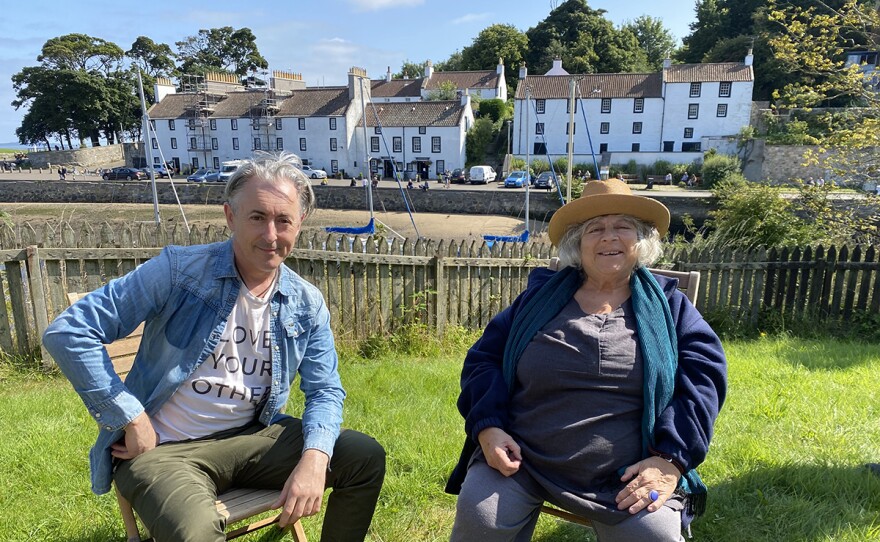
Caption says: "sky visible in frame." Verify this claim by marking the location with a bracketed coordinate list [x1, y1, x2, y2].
[0, 0, 698, 147]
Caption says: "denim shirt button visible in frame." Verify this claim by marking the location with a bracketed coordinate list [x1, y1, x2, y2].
[104, 426, 112, 431]
[94, 413, 101, 418]
[274, 345, 279, 351]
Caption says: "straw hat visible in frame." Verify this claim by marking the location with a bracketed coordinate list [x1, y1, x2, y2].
[548, 178, 670, 245]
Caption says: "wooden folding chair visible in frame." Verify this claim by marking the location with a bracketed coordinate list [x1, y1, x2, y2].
[65, 293, 308, 542]
[538, 268, 701, 529]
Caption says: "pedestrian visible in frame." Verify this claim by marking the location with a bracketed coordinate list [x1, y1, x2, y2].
[43, 152, 386, 542]
[444, 171, 451, 189]
[681, 172, 689, 185]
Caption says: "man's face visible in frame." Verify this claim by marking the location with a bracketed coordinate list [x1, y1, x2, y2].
[224, 177, 303, 279]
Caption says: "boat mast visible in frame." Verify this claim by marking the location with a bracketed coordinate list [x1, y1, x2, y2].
[136, 68, 161, 225]
[359, 76, 374, 222]
[525, 86, 530, 234]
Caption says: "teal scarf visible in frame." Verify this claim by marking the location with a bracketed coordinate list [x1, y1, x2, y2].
[502, 266, 707, 516]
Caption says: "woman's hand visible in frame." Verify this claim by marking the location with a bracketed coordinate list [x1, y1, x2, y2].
[477, 427, 522, 477]
[615, 456, 681, 514]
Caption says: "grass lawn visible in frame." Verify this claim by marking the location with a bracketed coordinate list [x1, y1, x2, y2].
[1, 336, 879, 541]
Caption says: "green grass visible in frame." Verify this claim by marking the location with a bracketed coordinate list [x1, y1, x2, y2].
[2, 337, 879, 541]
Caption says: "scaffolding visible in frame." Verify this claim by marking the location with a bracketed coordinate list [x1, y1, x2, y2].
[182, 74, 227, 171]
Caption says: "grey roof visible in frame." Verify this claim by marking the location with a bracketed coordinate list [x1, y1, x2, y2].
[147, 94, 191, 119]
[371, 79, 423, 98]
[425, 70, 500, 90]
[515, 73, 662, 100]
[277, 88, 350, 117]
[357, 101, 465, 128]
[665, 63, 753, 83]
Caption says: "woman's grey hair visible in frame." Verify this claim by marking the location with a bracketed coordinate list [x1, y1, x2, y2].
[556, 214, 663, 271]
[224, 152, 316, 218]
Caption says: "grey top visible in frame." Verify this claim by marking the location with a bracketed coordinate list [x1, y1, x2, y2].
[509, 297, 645, 524]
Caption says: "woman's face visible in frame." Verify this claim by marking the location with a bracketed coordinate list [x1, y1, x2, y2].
[579, 215, 640, 282]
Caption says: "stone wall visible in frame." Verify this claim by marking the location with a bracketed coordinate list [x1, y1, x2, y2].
[26, 143, 133, 170]
[760, 145, 832, 183]
[0, 179, 713, 233]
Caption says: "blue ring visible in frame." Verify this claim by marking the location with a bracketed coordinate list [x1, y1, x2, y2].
[649, 490, 659, 501]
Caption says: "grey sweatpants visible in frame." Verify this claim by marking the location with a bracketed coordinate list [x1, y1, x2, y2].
[451, 460, 684, 542]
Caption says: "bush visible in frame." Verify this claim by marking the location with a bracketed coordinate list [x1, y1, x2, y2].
[701, 153, 741, 189]
[552, 157, 568, 175]
[530, 159, 549, 174]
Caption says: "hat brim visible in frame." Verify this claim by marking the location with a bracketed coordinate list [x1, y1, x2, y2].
[548, 194, 670, 245]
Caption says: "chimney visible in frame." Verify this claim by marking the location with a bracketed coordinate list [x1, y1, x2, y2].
[745, 49, 754, 66]
[154, 77, 176, 103]
[552, 58, 564, 72]
[497, 57, 504, 76]
[518, 63, 528, 80]
[425, 59, 434, 79]
[461, 91, 471, 108]
[662, 58, 672, 69]
[386, 66, 392, 82]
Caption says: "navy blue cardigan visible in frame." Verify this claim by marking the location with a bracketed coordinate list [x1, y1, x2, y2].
[445, 268, 728, 495]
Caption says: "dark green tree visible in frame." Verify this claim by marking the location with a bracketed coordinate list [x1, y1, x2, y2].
[37, 33, 125, 75]
[393, 59, 426, 79]
[127, 36, 176, 78]
[435, 50, 463, 72]
[176, 27, 267, 76]
[459, 24, 528, 90]
[478, 99, 510, 123]
[622, 15, 678, 71]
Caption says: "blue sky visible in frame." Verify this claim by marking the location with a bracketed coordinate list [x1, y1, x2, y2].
[0, 0, 697, 146]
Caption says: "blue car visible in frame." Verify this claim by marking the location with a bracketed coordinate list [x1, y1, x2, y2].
[504, 170, 530, 188]
[187, 168, 217, 182]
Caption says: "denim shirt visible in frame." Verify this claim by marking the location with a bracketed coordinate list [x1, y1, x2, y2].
[43, 239, 345, 495]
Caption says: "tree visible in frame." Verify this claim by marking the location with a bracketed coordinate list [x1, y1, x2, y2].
[766, 0, 880, 184]
[478, 98, 510, 123]
[525, 0, 648, 74]
[459, 24, 528, 90]
[622, 15, 678, 71]
[175, 27, 267, 76]
[127, 36, 176, 78]
[466, 117, 496, 165]
[435, 50, 463, 72]
[393, 59, 425, 79]
[426, 80, 458, 101]
[37, 33, 125, 75]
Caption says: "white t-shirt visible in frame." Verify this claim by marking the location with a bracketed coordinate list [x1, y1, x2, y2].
[153, 278, 277, 443]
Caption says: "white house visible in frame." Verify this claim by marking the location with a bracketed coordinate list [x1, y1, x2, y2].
[511, 54, 755, 168]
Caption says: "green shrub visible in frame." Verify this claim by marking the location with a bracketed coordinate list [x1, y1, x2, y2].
[530, 159, 549, 174]
[701, 153, 741, 189]
[551, 157, 568, 175]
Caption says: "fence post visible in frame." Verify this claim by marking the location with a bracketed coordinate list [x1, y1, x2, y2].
[435, 254, 447, 335]
[25, 245, 52, 368]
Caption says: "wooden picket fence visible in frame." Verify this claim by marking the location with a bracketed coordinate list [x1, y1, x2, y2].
[0, 235, 877, 367]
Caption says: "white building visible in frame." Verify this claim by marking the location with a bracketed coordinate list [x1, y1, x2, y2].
[511, 54, 755, 168]
[147, 67, 476, 178]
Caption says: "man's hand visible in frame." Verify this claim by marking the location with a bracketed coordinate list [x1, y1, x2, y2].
[477, 427, 522, 477]
[110, 411, 158, 460]
[615, 456, 682, 515]
[272, 449, 329, 528]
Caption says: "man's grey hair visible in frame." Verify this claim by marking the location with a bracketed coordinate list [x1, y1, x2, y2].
[556, 214, 664, 271]
[224, 152, 316, 218]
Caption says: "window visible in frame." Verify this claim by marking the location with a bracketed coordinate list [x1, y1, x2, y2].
[213, 157, 220, 169]
[719, 82, 732, 98]
[232, 137, 239, 150]
[330, 138, 337, 151]
[633, 98, 644, 113]
[567, 122, 576, 135]
[684, 127, 694, 139]
[210, 119, 217, 130]
[536, 99, 546, 114]
[298, 118, 306, 130]
[331, 159, 338, 173]
[187, 119, 196, 130]
[211, 137, 218, 150]
[154, 157, 160, 165]
[253, 138, 261, 150]
[632, 122, 642, 134]
[393, 136, 402, 153]
[374, 126, 382, 134]
[151, 138, 158, 149]
[601, 98, 612, 113]
[431, 136, 441, 153]
[689, 82, 701, 97]
[663, 141, 674, 152]
[329, 118, 337, 130]
[189, 137, 197, 150]
[631, 143, 640, 152]
[536, 123, 544, 135]
[682, 142, 702, 152]
[299, 138, 307, 152]
[716, 104, 728, 117]
[436, 160, 445, 174]
[412, 136, 421, 153]
[275, 118, 282, 130]
[419, 126, 426, 134]
[170, 137, 177, 149]
[192, 157, 199, 168]
[231, 119, 238, 130]
[599, 143, 608, 153]
[534, 142, 547, 155]
[276, 137, 283, 150]
[168, 120, 175, 131]
[566, 100, 578, 114]
[688, 104, 699, 119]
[600, 122, 609, 134]
[252, 120, 260, 131]
[371, 137, 380, 153]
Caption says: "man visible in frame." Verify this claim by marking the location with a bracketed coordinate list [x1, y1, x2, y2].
[43, 152, 385, 542]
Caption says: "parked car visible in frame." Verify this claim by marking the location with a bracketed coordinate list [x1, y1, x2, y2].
[468, 165, 496, 184]
[449, 168, 468, 183]
[186, 168, 216, 182]
[300, 165, 328, 179]
[103, 167, 146, 181]
[534, 171, 557, 190]
[205, 171, 222, 182]
[151, 164, 172, 178]
[504, 170, 531, 188]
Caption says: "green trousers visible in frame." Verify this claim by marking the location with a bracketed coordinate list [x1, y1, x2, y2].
[114, 417, 385, 542]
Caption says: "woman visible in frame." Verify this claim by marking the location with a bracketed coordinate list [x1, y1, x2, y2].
[446, 179, 727, 541]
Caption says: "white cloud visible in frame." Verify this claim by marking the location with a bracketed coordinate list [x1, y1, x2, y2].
[349, 0, 423, 11]
[451, 13, 491, 25]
